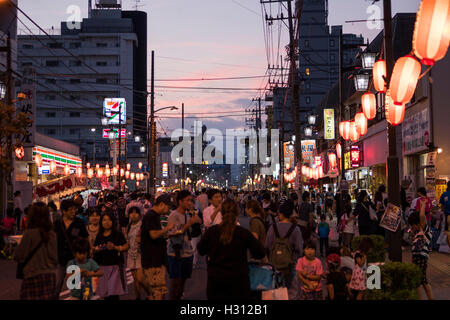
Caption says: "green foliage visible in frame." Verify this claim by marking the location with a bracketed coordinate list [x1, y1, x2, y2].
[352, 235, 386, 263]
[366, 262, 422, 300]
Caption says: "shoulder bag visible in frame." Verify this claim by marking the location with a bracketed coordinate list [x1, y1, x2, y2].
[16, 239, 44, 279]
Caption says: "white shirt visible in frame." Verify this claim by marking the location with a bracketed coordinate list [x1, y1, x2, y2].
[14, 196, 23, 212]
[343, 213, 355, 234]
[203, 205, 222, 227]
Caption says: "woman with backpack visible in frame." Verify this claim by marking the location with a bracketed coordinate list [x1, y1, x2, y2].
[246, 200, 268, 262]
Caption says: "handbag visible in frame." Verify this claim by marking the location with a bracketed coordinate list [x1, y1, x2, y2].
[16, 240, 44, 279]
[261, 287, 289, 300]
[249, 263, 276, 291]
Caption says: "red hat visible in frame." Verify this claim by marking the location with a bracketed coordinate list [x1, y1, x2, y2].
[326, 254, 341, 266]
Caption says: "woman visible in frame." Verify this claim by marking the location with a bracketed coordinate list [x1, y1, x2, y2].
[298, 191, 314, 242]
[197, 199, 265, 300]
[341, 204, 355, 247]
[374, 186, 387, 237]
[14, 202, 58, 300]
[245, 200, 268, 263]
[354, 190, 376, 236]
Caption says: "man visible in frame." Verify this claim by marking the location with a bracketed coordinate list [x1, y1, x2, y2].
[141, 194, 175, 300]
[167, 190, 202, 300]
[13, 191, 23, 227]
[88, 192, 97, 209]
[54, 199, 88, 298]
[439, 181, 450, 231]
[203, 189, 223, 228]
[197, 188, 209, 211]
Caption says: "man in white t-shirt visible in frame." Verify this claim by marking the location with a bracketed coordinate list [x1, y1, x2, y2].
[203, 189, 223, 227]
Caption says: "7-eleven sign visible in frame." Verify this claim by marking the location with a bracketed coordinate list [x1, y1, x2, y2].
[103, 98, 126, 124]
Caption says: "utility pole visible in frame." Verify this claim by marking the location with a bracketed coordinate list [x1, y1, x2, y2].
[182, 102, 185, 188]
[384, 0, 402, 262]
[149, 50, 155, 194]
[338, 29, 346, 182]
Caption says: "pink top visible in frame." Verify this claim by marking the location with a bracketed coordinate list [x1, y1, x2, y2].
[414, 197, 432, 222]
[296, 257, 323, 292]
[2, 217, 15, 235]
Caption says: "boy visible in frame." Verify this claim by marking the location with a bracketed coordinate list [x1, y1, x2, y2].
[66, 238, 103, 300]
[318, 215, 330, 257]
[408, 198, 434, 300]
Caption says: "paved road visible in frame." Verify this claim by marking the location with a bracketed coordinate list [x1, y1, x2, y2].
[1, 215, 449, 300]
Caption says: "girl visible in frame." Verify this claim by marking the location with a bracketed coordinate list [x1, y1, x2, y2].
[126, 206, 147, 300]
[86, 208, 101, 256]
[296, 240, 324, 300]
[93, 212, 129, 300]
[349, 238, 373, 300]
[341, 204, 355, 248]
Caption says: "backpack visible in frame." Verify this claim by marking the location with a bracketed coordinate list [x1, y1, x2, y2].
[269, 223, 297, 270]
[251, 216, 269, 233]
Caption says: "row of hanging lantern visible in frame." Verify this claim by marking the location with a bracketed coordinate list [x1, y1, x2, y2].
[341, 0, 450, 141]
[301, 165, 324, 180]
[284, 167, 297, 182]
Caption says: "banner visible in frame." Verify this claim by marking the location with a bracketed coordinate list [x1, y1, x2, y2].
[324, 109, 335, 140]
[402, 108, 431, 156]
[301, 140, 316, 166]
[18, 67, 36, 148]
[283, 142, 295, 169]
[34, 175, 88, 200]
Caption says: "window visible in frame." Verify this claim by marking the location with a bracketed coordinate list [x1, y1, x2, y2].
[70, 112, 81, 117]
[70, 95, 80, 101]
[96, 61, 107, 66]
[46, 128, 56, 135]
[330, 39, 335, 47]
[46, 112, 56, 118]
[306, 97, 311, 104]
[46, 60, 59, 67]
[330, 53, 336, 62]
[305, 40, 310, 48]
[23, 44, 34, 49]
[305, 82, 311, 91]
[305, 68, 310, 76]
[69, 128, 79, 135]
[96, 78, 107, 84]
[69, 60, 82, 67]
[45, 95, 56, 101]
[21, 62, 33, 67]
[48, 42, 63, 49]
[96, 95, 106, 101]
[70, 79, 81, 84]
[45, 79, 56, 84]
[96, 43, 107, 48]
[69, 42, 81, 49]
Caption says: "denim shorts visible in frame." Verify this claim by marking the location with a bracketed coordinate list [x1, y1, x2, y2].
[167, 255, 194, 279]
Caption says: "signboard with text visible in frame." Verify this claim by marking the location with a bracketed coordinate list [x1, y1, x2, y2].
[402, 108, 431, 156]
[162, 162, 168, 178]
[301, 140, 316, 166]
[283, 142, 295, 169]
[102, 128, 126, 139]
[324, 109, 335, 140]
[18, 67, 36, 148]
[103, 98, 126, 125]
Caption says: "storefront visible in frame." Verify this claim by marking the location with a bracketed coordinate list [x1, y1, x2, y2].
[362, 126, 388, 197]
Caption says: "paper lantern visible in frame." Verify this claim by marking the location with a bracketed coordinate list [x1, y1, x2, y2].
[126, 163, 131, 171]
[361, 92, 377, 120]
[86, 162, 91, 169]
[386, 90, 406, 126]
[76, 167, 82, 178]
[64, 165, 70, 176]
[336, 143, 342, 159]
[87, 168, 94, 179]
[125, 171, 130, 179]
[140, 173, 145, 181]
[105, 164, 109, 169]
[390, 55, 421, 105]
[97, 168, 103, 178]
[340, 121, 351, 140]
[105, 168, 111, 177]
[131, 173, 135, 181]
[318, 166, 324, 179]
[313, 168, 319, 180]
[355, 112, 368, 136]
[112, 167, 118, 176]
[35, 154, 43, 167]
[15, 146, 24, 159]
[138, 162, 143, 169]
[413, 0, 450, 66]
[329, 153, 337, 169]
[96, 164, 100, 170]
[120, 168, 125, 177]
[373, 60, 387, 93]
[349, 122, 360, 142]
[50, 161, 57, 174]
[136, 181, 140, 187]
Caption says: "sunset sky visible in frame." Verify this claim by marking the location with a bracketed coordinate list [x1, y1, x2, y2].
[18, 0, 421, 136]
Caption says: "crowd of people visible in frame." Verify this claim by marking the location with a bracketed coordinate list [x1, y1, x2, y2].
[1, 181, 449, 300]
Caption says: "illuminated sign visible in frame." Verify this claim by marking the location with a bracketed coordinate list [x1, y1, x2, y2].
[284, 142, 295, 169]
[351, 146, 361, 168]
[102, 129, 126, 138]
[301, 140, 316, 166]
[344, 152, 351, 170]
[324, 109, 335, 140]
[32, 146, 82, 170]
[103, 98, 126, 125]
[162, 162, 168, 178]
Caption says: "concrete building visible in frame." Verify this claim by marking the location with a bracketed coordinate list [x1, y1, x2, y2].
[17, 0, 147, 164]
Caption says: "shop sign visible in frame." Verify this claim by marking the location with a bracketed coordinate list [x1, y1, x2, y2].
[301, 140, 316, 166]
[283, 142, 295, 169]
[18, 67, 36, 148]
[344, 152, 351, 170]
[34, 176, 87, 199]
[102, 128, 126, 139]
[436, 179, 447, 203]
[351, 146, 361, 168]
[324, 109, 335, 140]
[162, 162, 169, 178]
[103, 98, 126, 125]
[402, 108, 431, 156]
[33, 146, 82, 169]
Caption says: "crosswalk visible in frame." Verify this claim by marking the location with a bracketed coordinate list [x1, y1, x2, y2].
[59, 268, 134, 300]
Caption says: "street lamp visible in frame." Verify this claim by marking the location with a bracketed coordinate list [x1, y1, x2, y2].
[135, 136, 141, 143]
[354, 73, 370, 91]
[108, 130, 115, 140]
[101, 117, 108, 126]
[90, 128, 96, 133]
[361, 52, 377, 69]
[304, 127, 313, 137]
[140, 145, 146, 153]
[308, 114, 317, 125]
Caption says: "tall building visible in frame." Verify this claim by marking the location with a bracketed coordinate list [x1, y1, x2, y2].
[17, 0, 147, 163]
[272, 0, 364, 136]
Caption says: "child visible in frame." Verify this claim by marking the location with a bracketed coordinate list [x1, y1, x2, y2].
[326, 254, 349, 300]
[296, 240, 324, 300]
[349, 237, 373, 300]
[93, 212, 129, 300]
[318, 215, 330, 257]
[408, 198, 434, 300]
[126, 206, 147, 300]
[66, 238, 103, 300]
[87, 208, 101, 254]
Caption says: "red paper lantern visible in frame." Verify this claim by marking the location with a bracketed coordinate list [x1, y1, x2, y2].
[126, 163, 131, 171]
[35, 154, 43, 168]
[136, 181, 140, 187]
[413, 0, 450, 66]
[340, 121, 351, 140]
[373, 60, 387, 93]
[105, 168, 111, 177]
[318, 166, 324, 179]
[349, 122, 360, 142]
[336, 143, 342, 159]
[125, 171, 130, 179]
[138, 162, 143, 169]
[131, 173, 135, 181]
[15, 146, 24, 159]
[96, 164, 100, 170]
[386, 90, 406, 126]
[97, 168, 103, 178]
[328, 153, 337, 169]
[87, 168, 94, 179]
[86, 162, 91, 169]
[355, 112, 368, 136]
[112, 167, 118, 176]
[361, 92, 377, 120]
[390, 55, 421, 105]
[120, 168, 125, 177]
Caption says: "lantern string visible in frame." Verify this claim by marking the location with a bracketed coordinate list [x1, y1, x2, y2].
[418, 65, 433, 80]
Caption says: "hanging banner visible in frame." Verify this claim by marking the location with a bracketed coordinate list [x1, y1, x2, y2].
[18, 67, 36, 148]
[402, 108, 431, 156]
[301, 140, 316, 166]
[34, 175, 88, 200]
[283, 142, 295, 169]
[324, 109, 335, 140]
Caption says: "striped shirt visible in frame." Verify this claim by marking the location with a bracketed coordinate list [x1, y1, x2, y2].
[412, 224, 432, 258]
